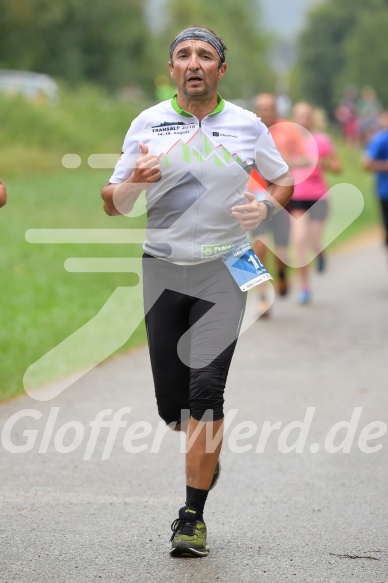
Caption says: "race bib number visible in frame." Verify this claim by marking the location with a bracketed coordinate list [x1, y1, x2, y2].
[222, 242, 272, 292]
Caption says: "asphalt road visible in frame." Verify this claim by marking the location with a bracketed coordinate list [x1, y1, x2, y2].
[1, 240, 387, 583]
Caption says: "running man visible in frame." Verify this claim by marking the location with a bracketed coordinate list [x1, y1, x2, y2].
[363, 110, 388, 251]
[101, 27, 293, 557]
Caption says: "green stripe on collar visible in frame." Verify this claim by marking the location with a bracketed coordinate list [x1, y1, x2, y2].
[171, 93, 225, 118]
[208, 93, 225, 116]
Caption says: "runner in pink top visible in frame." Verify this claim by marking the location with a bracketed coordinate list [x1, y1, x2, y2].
[292, 132, 334, 201]
[289, 102, 342, 304]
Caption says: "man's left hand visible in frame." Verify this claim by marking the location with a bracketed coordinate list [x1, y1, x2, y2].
[231, 191, 267, 231]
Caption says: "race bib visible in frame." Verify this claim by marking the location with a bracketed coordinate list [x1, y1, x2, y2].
[222, 242, 272, 292]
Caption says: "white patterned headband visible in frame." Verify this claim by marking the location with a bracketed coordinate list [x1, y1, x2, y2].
[169, 28, 227, 63]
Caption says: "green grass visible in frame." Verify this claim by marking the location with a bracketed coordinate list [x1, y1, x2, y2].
[0, 169, 147, 401]
[0, 85, 148, 176]
[0, 86, 153, 401]
[324, 137, 380, 247]
[0, 91, 382, 402]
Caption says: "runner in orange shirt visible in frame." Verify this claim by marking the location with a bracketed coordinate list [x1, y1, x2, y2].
[249, 93, 307, 314]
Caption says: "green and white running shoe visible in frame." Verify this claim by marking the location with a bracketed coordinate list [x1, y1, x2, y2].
[170, 507, 209, 557]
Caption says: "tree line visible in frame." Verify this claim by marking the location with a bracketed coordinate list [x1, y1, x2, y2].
[2, 0, 387, 113]
[294, 0, 388, 113]
[0, 0, 274, 100]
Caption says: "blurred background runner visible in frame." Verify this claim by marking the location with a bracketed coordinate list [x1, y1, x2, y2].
[363, 110, 388, 253]
[289, 102, 342, 304]
[249, 93, 307, 315]
[357, 85, 382, 147]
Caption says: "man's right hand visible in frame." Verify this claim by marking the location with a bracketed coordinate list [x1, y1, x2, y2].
[129, 143, 161, 184]
[101, 143, 161, 216]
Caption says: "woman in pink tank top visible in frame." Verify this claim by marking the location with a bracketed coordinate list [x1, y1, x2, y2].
[289, 102, 342, 304]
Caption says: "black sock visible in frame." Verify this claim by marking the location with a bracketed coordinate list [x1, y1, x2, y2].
[185, 486, 209, 519]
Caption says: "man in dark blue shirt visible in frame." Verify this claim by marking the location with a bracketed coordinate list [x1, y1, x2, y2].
[364, 110, 388, 248]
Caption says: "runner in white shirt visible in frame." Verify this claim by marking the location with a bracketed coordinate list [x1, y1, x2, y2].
[101, 26, 293, 558]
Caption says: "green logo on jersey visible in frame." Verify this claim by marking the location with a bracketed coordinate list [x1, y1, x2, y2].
[201, 243, 234, 258]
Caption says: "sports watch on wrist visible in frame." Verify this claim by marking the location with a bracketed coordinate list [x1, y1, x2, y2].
[261, 199, 276, 222]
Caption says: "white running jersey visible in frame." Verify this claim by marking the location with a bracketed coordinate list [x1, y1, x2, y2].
[110, 95, 288, 263]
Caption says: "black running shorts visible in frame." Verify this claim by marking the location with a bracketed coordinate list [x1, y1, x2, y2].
[289, 198, 329, 221]
[142, 254, 247, 424]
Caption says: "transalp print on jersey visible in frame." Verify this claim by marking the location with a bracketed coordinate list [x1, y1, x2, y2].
[109, 96, 289, 263]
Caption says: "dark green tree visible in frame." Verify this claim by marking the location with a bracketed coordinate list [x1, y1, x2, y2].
[0, 0, 155, 93]
[343, 8, 388, 106]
